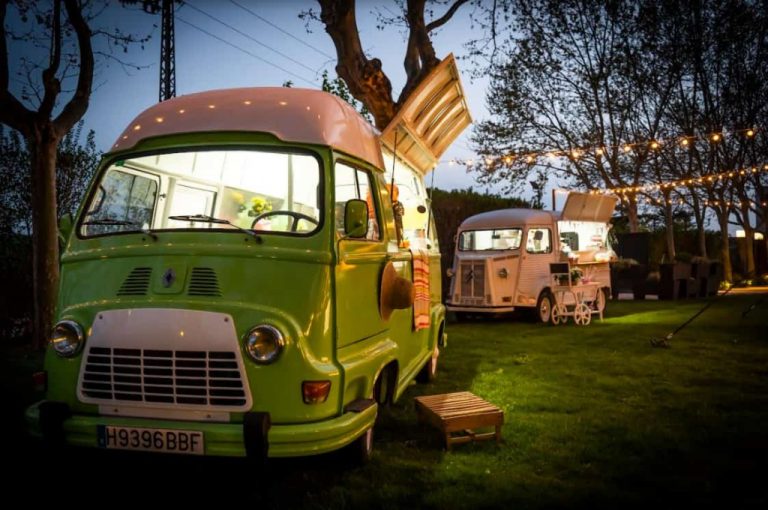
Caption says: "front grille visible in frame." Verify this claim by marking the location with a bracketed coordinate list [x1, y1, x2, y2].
[117, 267, 152, 296]
[188, 267, 221, 297]
[460, 261, 485, 305]
[81, 347, 246, 407]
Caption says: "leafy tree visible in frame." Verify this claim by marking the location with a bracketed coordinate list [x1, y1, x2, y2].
[472, 0, 681, 233]
[320, 69, 372, 123]
[0, 121, 99, 341]
[1, 0, 149, 348]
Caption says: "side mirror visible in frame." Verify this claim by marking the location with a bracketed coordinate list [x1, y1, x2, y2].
[58, 213, 74, 246]
[344, 199, 369, 238]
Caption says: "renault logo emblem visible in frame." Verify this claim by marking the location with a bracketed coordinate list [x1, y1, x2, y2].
[162, 268, 176, 288]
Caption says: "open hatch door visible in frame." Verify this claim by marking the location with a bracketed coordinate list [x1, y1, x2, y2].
[380, 54, 472, 175]
[560, 192, 619, 223]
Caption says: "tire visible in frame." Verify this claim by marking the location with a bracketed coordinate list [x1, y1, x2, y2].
[346, 426, 373, 465]
[416, 346, 439, 383]
[535, 291, 553, 323]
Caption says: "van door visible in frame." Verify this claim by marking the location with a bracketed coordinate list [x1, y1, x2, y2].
[334, 161, 388, 348]
[515, 226, 554, 307]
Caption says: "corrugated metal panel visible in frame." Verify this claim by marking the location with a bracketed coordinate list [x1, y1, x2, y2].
[380, 54, 472, 175]
[515, 255, 551, 306]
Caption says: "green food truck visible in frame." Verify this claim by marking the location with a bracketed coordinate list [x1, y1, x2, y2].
[26, 56, 471, 461]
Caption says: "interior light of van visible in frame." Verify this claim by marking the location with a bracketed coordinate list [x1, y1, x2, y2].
[244, 325, 285, 364]
[51, 320, 85, 358]
[302, 381, 331, 404]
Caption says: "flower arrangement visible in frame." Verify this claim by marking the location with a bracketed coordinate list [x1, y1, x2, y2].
[555, 267, 583, 286]
[248, 196, 272, 217]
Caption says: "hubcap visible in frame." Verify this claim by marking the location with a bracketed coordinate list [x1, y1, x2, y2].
[540, 297, 551, 322]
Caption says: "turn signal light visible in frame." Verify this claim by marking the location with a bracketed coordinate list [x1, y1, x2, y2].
[302, 381, 331, 404]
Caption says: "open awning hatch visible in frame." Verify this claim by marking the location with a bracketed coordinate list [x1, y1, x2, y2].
[560, 192, 619, 223]
[380, 54, 472, 175]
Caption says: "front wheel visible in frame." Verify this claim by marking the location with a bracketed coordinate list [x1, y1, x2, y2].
[535, 291, 553, 323]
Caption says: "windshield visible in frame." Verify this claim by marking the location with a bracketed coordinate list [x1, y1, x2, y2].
[80, 148, 321, 237]
[458, 228, 522, 251]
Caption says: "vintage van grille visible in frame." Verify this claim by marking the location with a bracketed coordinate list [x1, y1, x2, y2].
[187, 267, 221, 297]
[117, 267, 152, 296]
[460, 261, 485, 305]
[80, 348, 245, 407]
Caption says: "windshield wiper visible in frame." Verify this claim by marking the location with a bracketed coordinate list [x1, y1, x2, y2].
[82, 218, 136, 226]
[82, 218, 158, 241]
[168, 214, 261, 240]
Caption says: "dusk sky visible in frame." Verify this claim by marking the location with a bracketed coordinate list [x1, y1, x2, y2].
[7, 1, 527, 198]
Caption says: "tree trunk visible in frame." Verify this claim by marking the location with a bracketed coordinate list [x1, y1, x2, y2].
[663, 192, 676, 261]
[691, 196, 707, 258]
[28, 128, 61, 350]
[626, 200, 639, 233]
[716, 208, 733, 283]
[739, 203, 756, 278]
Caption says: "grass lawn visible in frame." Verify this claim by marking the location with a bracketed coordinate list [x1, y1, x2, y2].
[3, 293, 768, 508]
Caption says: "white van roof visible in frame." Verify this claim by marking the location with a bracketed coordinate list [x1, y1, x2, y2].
[110, 87, 385, 169]
[459, 208, 559, 230]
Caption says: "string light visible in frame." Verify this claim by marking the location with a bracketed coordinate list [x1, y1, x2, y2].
[458, 126, 760, 168]
[591, 163, 768, 195]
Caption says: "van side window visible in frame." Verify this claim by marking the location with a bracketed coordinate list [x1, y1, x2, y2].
[382, 148, 430, 250]
[526, 228, 552, 254]
[334, 161, 380, 241]
[82, 168, 158, 236]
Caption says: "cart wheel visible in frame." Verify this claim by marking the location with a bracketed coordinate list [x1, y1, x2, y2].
[592, 288, 607, 316]
[551, 305, 561, 325]
[575, 304, 592, 326]
[558, 305, 569, 324]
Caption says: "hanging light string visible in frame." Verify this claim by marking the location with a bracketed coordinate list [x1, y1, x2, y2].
[638, 196, 768, 208]
[436, 126, 760, 168]
[593, 164, 768, 195]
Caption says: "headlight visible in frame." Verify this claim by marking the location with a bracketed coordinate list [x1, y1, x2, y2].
[51, 320, 85, 358]
[244, 325, 285, 364]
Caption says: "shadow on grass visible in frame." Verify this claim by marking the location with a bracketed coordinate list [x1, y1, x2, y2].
[3, 329, 487, 507]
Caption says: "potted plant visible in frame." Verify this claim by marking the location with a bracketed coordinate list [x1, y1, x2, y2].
[555, 267, 583, 286]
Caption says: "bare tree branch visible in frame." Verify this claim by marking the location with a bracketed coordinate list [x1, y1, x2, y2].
[53, 0, 94, 135]
[426, 0, 468, 32]
[0, 0, 34, 135]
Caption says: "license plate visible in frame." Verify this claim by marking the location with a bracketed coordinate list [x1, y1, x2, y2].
[97, 425, 204, 455]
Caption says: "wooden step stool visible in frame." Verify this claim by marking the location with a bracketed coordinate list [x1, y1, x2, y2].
[414, 391, 504, 450]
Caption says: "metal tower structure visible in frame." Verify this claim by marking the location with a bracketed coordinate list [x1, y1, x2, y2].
[158, 0, 176, 102]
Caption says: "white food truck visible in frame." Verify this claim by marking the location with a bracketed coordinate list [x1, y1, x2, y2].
[446, 192, 618, 322]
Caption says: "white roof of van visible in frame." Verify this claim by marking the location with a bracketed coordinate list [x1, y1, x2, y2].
[459, 208, 559, 230]
[110, 87, 385, 169]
